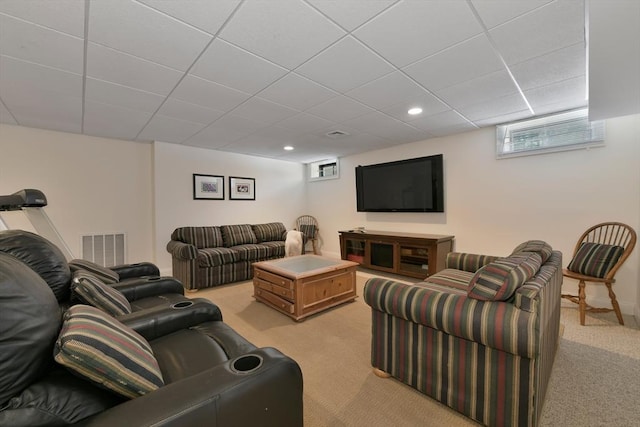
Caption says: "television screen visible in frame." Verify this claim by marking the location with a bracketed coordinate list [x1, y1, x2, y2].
[355, 155, 444, 212]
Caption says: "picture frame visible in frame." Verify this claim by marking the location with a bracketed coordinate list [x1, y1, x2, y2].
[229, 176, 255, 200]
[193, 174, 224, 200]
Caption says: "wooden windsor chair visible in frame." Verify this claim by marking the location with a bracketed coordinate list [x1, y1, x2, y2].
[294, 215, 320, 255]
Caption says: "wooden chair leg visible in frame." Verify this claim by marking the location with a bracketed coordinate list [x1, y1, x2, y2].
[578, 281, 586, 326]
[312, 238, 319, 255]
[605, 282, 625, 325]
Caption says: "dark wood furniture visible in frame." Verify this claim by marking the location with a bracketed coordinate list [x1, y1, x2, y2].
[339, 230, 454, 279]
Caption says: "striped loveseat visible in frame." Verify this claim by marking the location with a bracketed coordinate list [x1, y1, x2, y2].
[364, 241, 562, 427]
[167, 223, 287, 291]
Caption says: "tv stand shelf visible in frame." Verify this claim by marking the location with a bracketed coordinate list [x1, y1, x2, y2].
[339, 230, 454, 279]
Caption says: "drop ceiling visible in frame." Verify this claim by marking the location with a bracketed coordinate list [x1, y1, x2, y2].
[0, 0, 605, 163]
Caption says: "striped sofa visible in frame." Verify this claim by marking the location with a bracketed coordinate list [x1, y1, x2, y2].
[364, 241, 562, 427]
[167, 223, 287, 291]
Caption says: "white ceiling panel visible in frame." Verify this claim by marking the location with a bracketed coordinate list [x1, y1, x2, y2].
[0, 56, 81, 98]
[381, 94, 450, 123]
[190, 39, 288, 95]
[0, 100, 17, 125]
[524, 75, 587, 115]
[137, 114, 206, 143]
[403, 35, 504, 92]
[156, 98, 224, 125]
[231, 97, 298, 125]
[257, 73, 336, 111]
[354, 0, 483, 68]
[276, 113, 335, 134]
[88, 0, 212, 71]
[85, 78, 164, 112]
[2, 91, 81, 134]
[341, 111, 421, 141]
[83, 100, 151, 140]
[435, 70, 520, 109]
[219, 0, 345, 69]
[306, 0, 396, 31]
[183, 114, 267, 148]
[510, 43, 585, 91]
[456, 93, 530, 122]
[137, 0, 240, 35]
[409, 110, 473, 133]
[172, 75, 250, 111]
[296, 36, 394, 93]
[470, 0, 553, 30]
[86, 42, 184, 96]
[0, 14, 83, 74]
[0, 0, 85, 37]
[305, 95, 374, 122]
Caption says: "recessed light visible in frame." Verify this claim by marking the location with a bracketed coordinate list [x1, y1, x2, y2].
[408, 107, 423, 115]
[283, 145, 294, 151]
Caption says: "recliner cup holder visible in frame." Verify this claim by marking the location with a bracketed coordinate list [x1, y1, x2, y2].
[171, 301, 194, 309]
[231, 354, 263, 375]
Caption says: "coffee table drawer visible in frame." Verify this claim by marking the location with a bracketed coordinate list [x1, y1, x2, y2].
[255, 288, 294, 314]
[254, 269, 293, 290]
[254, 278, 294, 300]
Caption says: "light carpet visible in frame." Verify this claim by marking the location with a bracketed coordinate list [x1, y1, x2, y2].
[193, 274, 640, 427]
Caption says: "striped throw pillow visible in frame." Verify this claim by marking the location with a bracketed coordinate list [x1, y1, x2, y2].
[221, 224, 258, 247]
[567, 242, 624, 278]
[54, 305, 164, 399]
[511, 240, 553, 263]
[468, 252, 542, 301]
[69, 259, 119, 284]
[71, 270, 131, 316]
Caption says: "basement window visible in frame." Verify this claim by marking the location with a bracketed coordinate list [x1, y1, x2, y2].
[309, 158, 339, 181]
[496, 109, 605, 159]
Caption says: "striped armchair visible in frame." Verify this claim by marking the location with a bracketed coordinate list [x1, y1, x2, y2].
[364, 242, 562, 427]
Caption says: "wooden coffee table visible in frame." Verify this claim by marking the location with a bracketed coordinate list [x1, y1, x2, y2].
[253, 255, 358, 321]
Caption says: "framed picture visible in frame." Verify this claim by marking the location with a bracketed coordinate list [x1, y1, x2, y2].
[193, 174, 224, 200]
[229, 176, 255, 200]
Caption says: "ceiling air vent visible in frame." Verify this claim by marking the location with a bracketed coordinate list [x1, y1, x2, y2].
[325, 130, 349, 138]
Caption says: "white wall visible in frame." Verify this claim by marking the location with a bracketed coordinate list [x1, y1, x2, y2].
[308, 114, 640, 314]
[0, 124, 155, 263]
[152, 141, 306, 274]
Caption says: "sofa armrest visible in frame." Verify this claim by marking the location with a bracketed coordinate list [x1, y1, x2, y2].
[118, 298, 223, 341]
[445, 252, 500, 272]
[110, 262, 160, 279]
[167, 240, 198, 260]
[363, 278, 538, 358]
[75, 347, 303, 427]
[111, 276, 184, 300]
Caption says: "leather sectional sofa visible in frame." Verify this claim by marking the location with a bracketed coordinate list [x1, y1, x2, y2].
[167, 222, 287, 291]
[364, 241, 562, 427]
[0, 230, 303, 426]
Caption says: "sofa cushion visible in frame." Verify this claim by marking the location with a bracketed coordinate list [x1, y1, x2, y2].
[252, 222, 286, 243]
[71, 270, 132, 316]
[567, 242, 624, 278]
[171, 226, 224, 249]
[221, 224, 258, 247]
[468, 252, 542, 301]
[69, 259, 120, 284]
[511, 240, 553, 263]
[230, 244, 272, 261]
[197, 247, 239, 267]
[258, 241, 286, 258]
[54, 305, 164, 399]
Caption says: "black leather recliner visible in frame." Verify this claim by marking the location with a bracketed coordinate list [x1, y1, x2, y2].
[0, 233, 304, 426]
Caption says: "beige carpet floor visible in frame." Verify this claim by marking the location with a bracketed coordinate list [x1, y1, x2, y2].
[193, 273, 640, 427]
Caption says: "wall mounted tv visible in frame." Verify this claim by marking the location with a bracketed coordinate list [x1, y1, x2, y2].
[355, 154, 444, 212]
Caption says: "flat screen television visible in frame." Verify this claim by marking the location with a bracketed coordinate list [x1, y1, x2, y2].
[355, 154, 444, 212]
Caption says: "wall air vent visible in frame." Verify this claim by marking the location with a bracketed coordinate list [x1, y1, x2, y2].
[325, 130, 349, 138]
[81, 233, 126, 267]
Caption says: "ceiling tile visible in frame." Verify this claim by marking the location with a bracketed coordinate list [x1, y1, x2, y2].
[489, 0, 585, 65]
[296, 36, 394, 93]
[354, 1, 483, 67]
[86, 42, 184, 96]
[0, 101, 17, 125]
[258, 73, 336, 111]
[0, 14, 83, 74]
[157, 98, 224, 124]
[381, 94, 450, 123]
[510, 43, 585, 91]
[137, 0, 240, 35]
[409, 110, 474, 132]
[190, 39, 288, 94]
[524, 75, 587, 115]
[2, 88, 81, 134]
[435, 70, 519, 109]
[0, 55, 81, 98]
[232, 97, 298, 125]
[403, 35, 504, 91]
[0, 0, 85, 37]
[219, 0, 345, 69]
[306, 0, 396, 31]
[276, 112, 335, 134]
[85, 78, 164, 112]
[184, 114, 268, 148]
[137, 114, 206, 143]
[88, 0, 212, 71]
[470, 0, 553, 29]
[83, 100, 151, 141]
[305, 95, 374, 122]
[172, 75, 250, 111]
[456, 93, 530, 122]
[473, 110, 532, 128]
[341, 111, 424, 141]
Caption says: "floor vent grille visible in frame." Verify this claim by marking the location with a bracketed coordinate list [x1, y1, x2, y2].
[81, 233, 126, 267]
